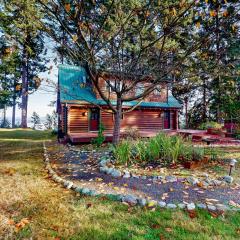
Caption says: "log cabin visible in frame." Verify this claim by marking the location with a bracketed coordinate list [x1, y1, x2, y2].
[57, 64, 182, 143]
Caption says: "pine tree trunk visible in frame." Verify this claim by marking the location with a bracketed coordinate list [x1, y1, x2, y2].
[12, 101, 16, 128]
[3, 106, 6, 126]
[112, 98, 122, 145]
[12, 79, 16, 128]
[21, 45, 28, 128]
[203, 78, 207, 122]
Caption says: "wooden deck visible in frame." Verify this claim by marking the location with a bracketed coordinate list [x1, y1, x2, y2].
[68, 129, 240, 144]
[68, 130, 165, 143]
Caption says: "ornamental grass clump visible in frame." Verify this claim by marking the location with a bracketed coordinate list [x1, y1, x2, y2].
[114, 133, 206, 166]
[113, 140, 132, 165]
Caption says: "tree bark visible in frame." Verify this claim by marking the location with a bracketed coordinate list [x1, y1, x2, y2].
[12, 100, 16, 128]
[112, 97, 122, 145]
[203, 77, 207, 122]
[3, 105, 6, 126]
[21, 44, 28, 128]
[12, 79, 16, 128]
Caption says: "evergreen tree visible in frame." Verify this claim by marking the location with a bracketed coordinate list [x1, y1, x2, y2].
[0, 0, 48, 128]
[31, 111, 41, 130]
[44, 113, 53, 130]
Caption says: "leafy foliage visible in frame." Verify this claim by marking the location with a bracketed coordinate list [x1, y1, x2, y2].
[92, 122, 105, 147]
[114, 133, 206, 166]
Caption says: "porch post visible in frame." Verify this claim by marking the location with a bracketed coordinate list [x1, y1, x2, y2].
[176, 110, 179, 130]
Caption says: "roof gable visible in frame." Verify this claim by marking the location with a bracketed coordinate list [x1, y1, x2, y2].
[58, 64, 182, 108]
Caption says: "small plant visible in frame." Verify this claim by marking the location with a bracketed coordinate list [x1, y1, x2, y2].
[134, 140, 148, 163]
[198, 121, 223, 130]
[192, 147, 205, 161]
[92, 123, 105, 147]
[123, 127, 140, 140]
[113, 140, 132, 165]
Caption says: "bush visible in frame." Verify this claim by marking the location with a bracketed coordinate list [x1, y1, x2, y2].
[122, 127, 140, 140]
[198, 121, 222, 130]
[92, 123, 105, 147]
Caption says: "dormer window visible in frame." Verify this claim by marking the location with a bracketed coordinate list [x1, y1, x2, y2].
[136, 83, 144, 96]
[154, 87, 161, 95]
[105, 80, 115, 92]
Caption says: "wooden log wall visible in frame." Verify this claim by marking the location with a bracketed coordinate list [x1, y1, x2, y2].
[68, 107, 88, 133]
[66, 105, 178, 134]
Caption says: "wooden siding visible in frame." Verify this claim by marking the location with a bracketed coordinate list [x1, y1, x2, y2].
[66, 105, 178, 134]
[121, 110, 163, 131]
[101, 111, 114, 131]
[68, 107, 88, 133]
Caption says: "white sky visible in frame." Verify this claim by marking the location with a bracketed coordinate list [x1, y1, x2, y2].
[5, 62, 58, 122]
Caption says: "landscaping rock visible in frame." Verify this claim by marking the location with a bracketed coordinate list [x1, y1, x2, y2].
[122, 195, 138, 205]
[187, 176, 199, 185]
[132, 174, 139, 178]
[202, 173, 209, 178]
[187, 203, 195, 211]
[216, 204, 229, 211]
[152, 176, 158, 181]
[207, 205, 217, 211]
[137, 198, 147, 206]
[82, 188, 91, 195]
[197, 203, 207, 209]
[111, 169, 122, 178]
[89, 190, 97, 196]
[202, 181, 209, 188]
[106, 168, 114, 175]
[66, 182, 74, 189]
[123, 171, 131, 178]
[223, 175, 233, 184]
[212, 180, 222, 186]
[165, 176, 177, 182]
[99, 160, 108, 167]
[99, 166, 108, 173]
[158, 201, 167, 208]
[167, 203, 177, 209]
[178, 203, 186, 209]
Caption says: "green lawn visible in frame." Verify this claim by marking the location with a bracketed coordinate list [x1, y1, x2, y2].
[0, 129, 240, 240]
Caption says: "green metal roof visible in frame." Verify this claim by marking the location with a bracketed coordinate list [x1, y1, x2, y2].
[59, 64, 182, 109]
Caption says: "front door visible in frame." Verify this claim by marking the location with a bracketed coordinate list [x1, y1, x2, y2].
[164, 111, 170, 129]
[90, 108, 100, 131]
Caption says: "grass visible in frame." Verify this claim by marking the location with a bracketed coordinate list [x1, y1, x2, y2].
[0, 129, 240, 239]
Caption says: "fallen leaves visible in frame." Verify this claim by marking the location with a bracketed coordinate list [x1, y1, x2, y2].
[3, 168, 16, 176]
[187, 210, 197, 219]
[8, 218, 30, 232]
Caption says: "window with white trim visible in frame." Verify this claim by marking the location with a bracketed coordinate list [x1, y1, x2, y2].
[136, 83, 144, 96]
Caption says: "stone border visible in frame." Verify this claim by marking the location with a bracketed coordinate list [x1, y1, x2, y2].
[43, 143, 239, 212]
[97, 155, 234, 186]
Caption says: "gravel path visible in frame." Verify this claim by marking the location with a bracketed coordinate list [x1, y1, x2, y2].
[50, 146, 240, 206]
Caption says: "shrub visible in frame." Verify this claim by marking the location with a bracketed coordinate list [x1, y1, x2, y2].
[92, 123, 105, 147]
[198, 121, 222, 130]
[122, 127, 140, 140]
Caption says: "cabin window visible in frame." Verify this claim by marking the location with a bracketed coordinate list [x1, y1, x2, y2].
[105, 80, 115, 92]
[154, 87, 161, 95]
[136, 83, 144, 96]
